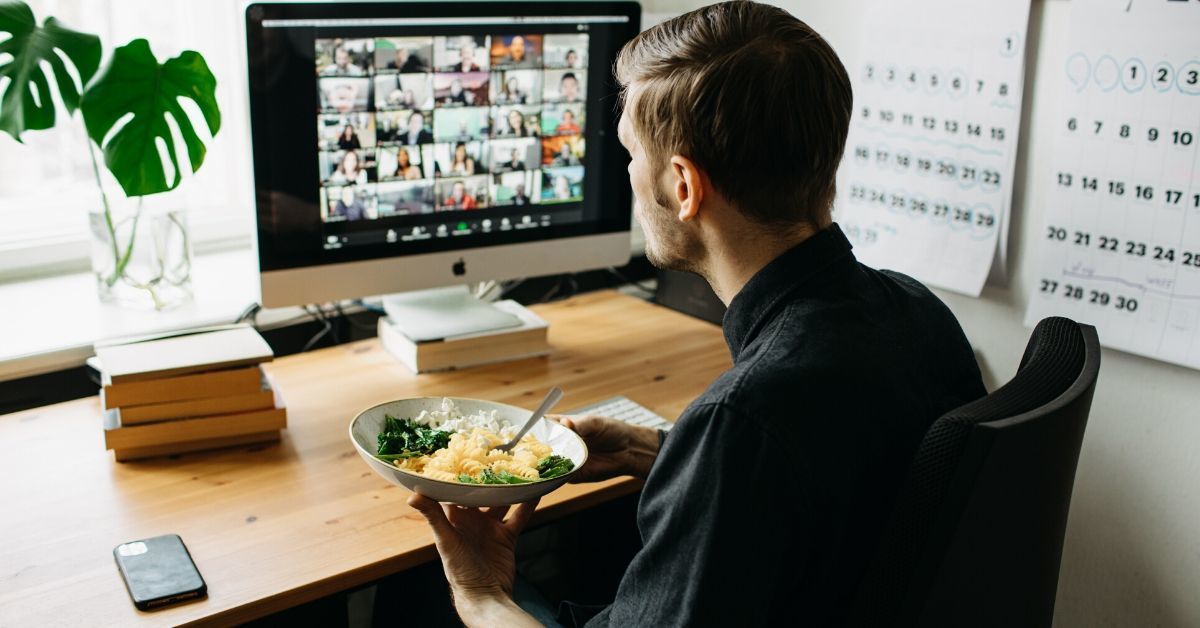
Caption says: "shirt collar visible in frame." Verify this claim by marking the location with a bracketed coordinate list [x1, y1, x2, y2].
[721, 223, 854, 361]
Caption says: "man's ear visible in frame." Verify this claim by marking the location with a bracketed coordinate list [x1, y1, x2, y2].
[669, 154, 706, 222]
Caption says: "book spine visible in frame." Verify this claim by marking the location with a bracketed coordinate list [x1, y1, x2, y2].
[117, 390, 277, 425]
[103, 407, 287, 450]
[102, 366, 264, 409]
[113, 431, 281, 462]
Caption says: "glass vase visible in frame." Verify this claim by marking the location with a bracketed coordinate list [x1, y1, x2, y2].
[89, 200, 193, 311]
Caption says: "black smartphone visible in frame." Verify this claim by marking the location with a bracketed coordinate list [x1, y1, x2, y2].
[113, 534, 207, 611]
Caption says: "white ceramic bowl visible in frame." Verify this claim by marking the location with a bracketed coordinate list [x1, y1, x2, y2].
[350, 397, 588, 507]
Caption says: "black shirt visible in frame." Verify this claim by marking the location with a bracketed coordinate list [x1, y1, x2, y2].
[586, 224, 985, 626]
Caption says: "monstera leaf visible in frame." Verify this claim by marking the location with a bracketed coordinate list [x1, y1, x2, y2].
[0, 0, 101, 141]
[81, 39, 220, 197]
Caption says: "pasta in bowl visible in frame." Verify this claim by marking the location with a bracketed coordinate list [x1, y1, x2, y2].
[349, 397, 587, 507]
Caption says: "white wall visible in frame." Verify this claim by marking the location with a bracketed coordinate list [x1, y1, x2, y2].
[640, 0, 1200, 625]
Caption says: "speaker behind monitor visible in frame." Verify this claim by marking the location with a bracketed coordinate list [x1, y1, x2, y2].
[654, 269, 725, 325]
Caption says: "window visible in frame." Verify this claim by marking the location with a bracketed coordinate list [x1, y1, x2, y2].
[0, 0, 254, 281]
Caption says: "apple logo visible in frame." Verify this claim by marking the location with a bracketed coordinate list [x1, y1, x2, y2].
[452, 258, 466, 276]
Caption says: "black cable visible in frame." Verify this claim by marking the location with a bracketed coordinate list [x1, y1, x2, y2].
[563, 275, 580, 301]
[334, 302, 380, 333]
[497, 278, 527, 301]
[606, 267, 656, 296]
[538, 274, 566, 303]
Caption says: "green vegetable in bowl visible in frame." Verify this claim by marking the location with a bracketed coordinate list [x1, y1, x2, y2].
[455, 456, 576, 485]
[536, 455, 575, 480]
[458, 469, 534, 485]
[376, 415, 451, 461]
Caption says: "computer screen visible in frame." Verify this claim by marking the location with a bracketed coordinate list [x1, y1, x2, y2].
[246, 3, 639, 306]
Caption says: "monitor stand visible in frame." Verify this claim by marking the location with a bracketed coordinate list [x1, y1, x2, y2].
[380, 285, 523, 342]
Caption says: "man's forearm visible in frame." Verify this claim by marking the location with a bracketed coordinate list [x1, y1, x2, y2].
[455, 591, 543, 628]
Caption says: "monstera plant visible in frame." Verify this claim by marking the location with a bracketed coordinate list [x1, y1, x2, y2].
[0, 0, 220, 309]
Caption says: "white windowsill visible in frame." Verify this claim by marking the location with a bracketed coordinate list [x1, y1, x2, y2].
[0, 217, 647, 383]
[0, 249, 262, 382]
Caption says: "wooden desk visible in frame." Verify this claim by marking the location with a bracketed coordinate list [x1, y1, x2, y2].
[0, 291, 731, 627]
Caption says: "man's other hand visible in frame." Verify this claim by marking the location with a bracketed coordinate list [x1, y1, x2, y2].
[407, 494, 536, 598]
[551, 415, 661, 482]
[407, 494, 543, 627]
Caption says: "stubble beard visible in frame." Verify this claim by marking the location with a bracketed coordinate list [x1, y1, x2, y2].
[639, 189, 703, 277]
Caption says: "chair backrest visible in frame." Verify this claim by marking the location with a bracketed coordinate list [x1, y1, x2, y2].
[851, 317, 1101, 628]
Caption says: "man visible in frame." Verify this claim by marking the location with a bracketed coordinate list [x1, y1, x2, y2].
[443, 180, 477, 210]
[557, 72, 581, 102]
[403, 111, 433, 146]
[553, 141, 579, 167]
[555, 109, 581, 135]
[454, 40, 482, 72]
[512, 182, 530, 205]
[505, 147, 526, 172]
[443, 78, 470, 106]
[320, 43, 365, 76]
[408, 2, 986, 626]
[389, 47, 427, 73]
[496, 35, 534, 68]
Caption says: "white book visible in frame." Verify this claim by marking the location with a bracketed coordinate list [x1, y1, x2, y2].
[378, 300, 550, 373]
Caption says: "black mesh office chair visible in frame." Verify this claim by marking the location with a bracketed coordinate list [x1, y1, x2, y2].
[851, 317, 1101, 628]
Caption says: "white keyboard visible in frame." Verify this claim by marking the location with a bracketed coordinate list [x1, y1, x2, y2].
[569, 395, 674, 431]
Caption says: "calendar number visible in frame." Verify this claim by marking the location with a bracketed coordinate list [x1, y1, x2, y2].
[1038, 278, 1140, 313]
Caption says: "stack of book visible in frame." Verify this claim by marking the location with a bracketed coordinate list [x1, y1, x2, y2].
[378, 300, 551, 373]
[96, 325, 287, 461]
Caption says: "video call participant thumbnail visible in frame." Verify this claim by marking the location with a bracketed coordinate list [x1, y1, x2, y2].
[491, 171, 537, 206]
[489, 137, 539, 173]
[379, 146, 428, 181]
[543, 69, 585, 103]
[376, 110, 433, 145]
[490, 34, 543, 69]
[434, 141, 487, 178]
[318, 77, 370, 114]
[434, 35, 490, 72]
[542, 134, 584, 167]
[540, 165, 582, 203]
[437, 176, 488, 210]
[433, 107, 491, 143]
[317, 38, 371, 76]
[543, 33, 588, 69]
[491, 70, 543, 106]
[491, 106, 540, 138]
[434, 72, 490, 107]
[376, 180, 435, 216]
[322, 185, 376, 222]
[539, 103, 586, 136]
[318, 112, 375, 151]
[375, 37, 432, 73]
[322, 149, 375, 186]
[375, 73, 434, 110]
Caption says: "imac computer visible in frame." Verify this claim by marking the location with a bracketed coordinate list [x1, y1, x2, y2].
[244, 2, 641, 336]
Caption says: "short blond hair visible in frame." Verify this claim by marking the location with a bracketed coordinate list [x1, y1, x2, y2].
[615, 1, 852, 227]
